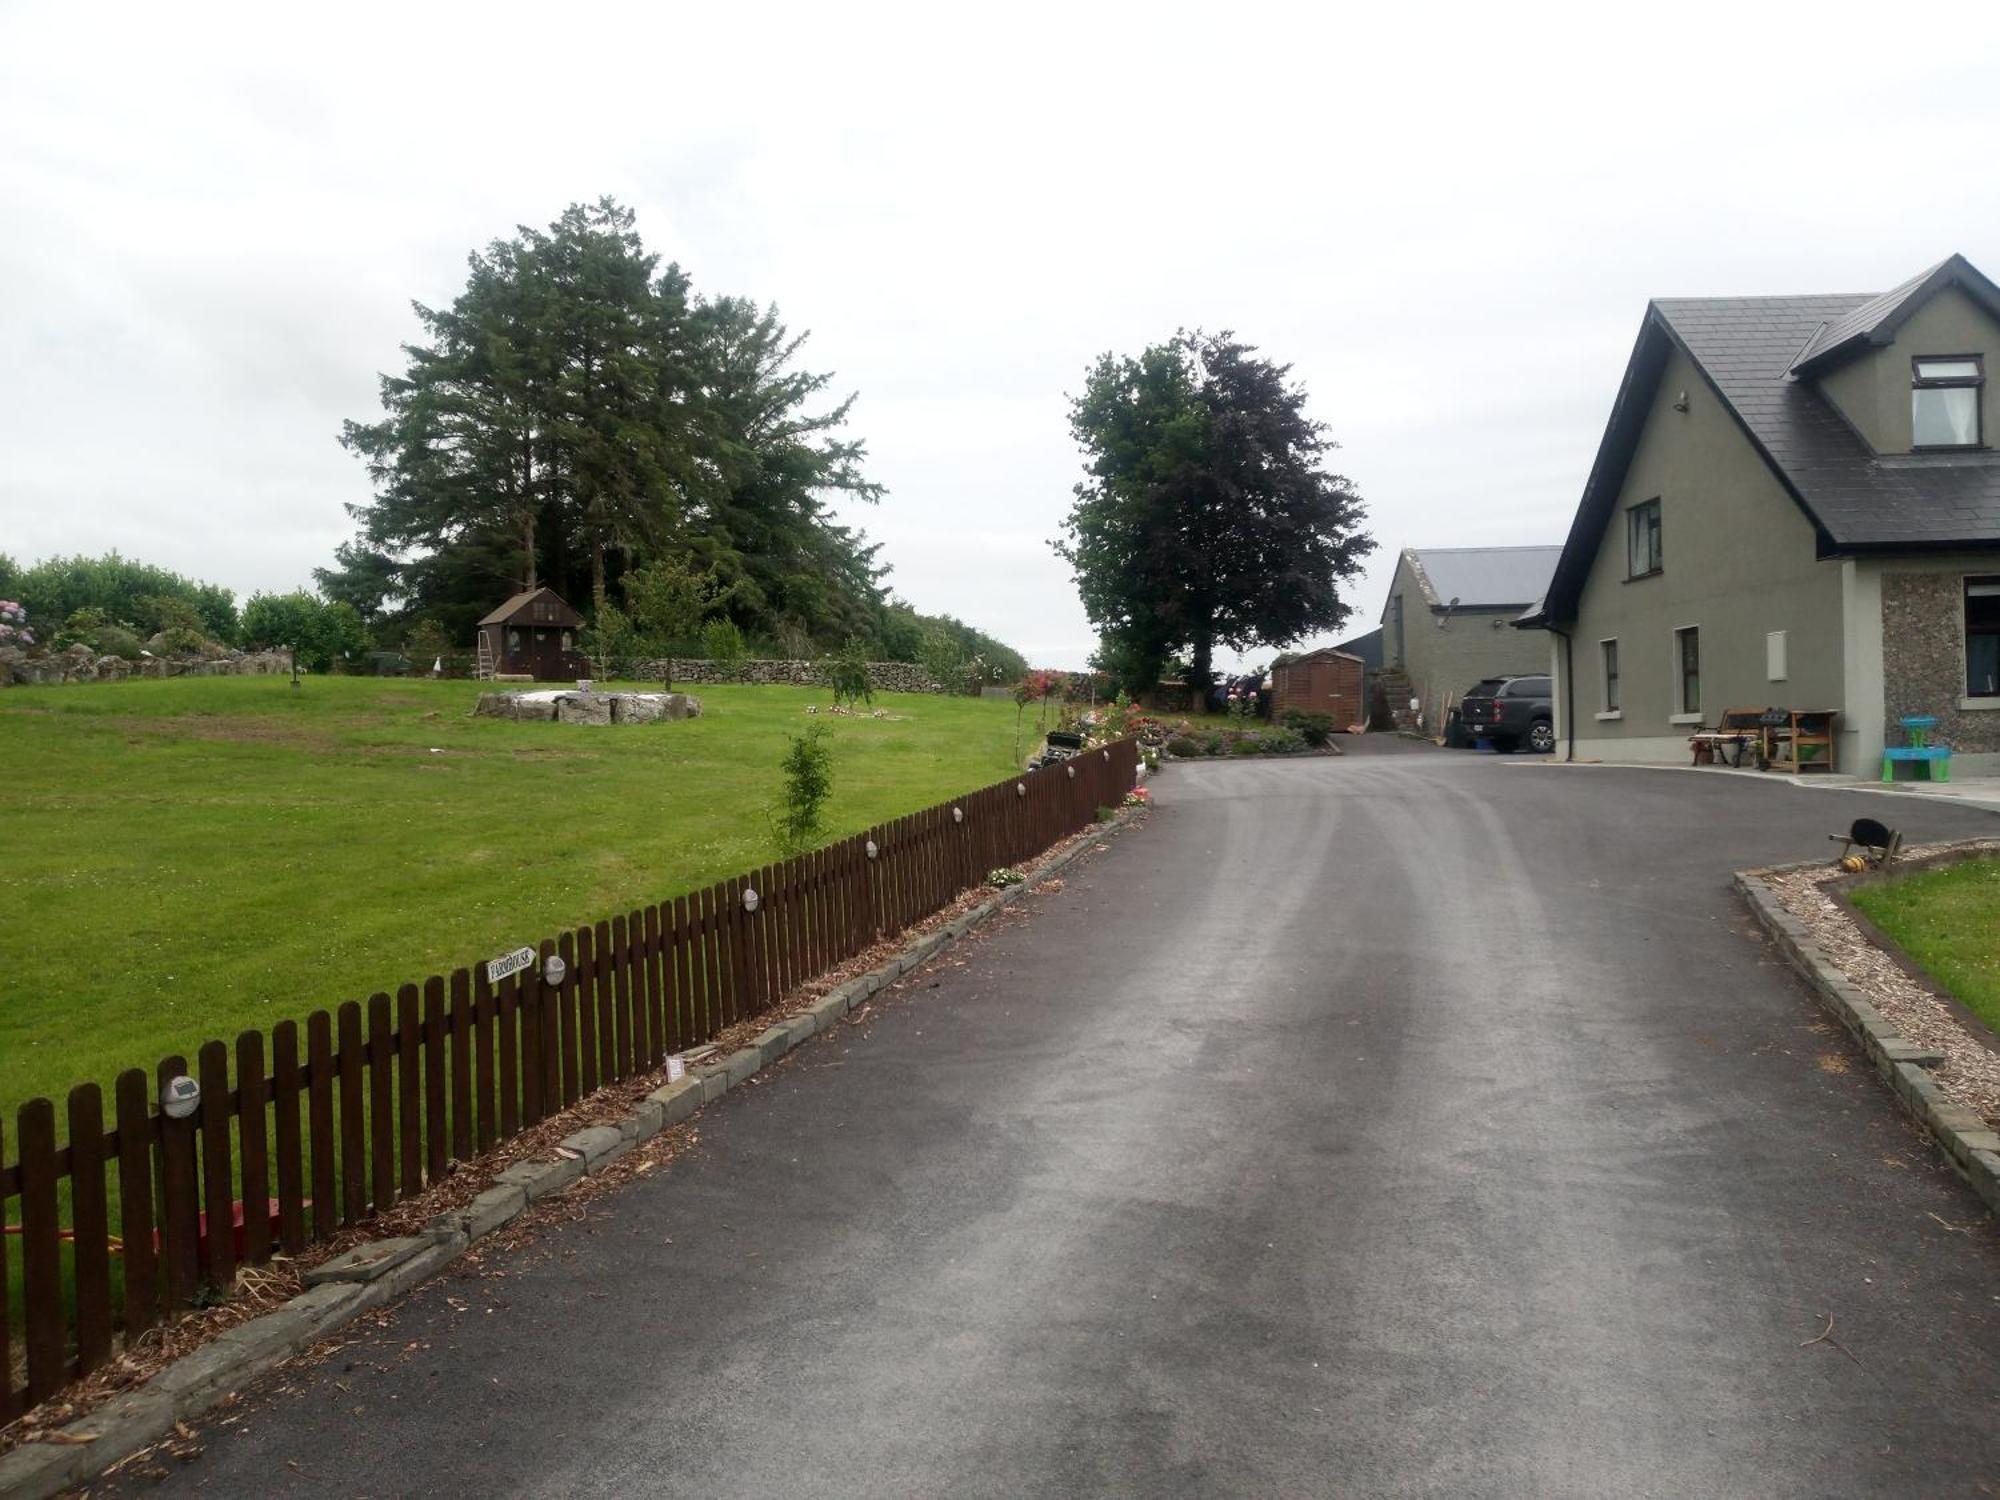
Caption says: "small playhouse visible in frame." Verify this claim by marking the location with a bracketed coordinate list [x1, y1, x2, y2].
[1270, 647, 1366, 726]
[475, 587, 590, 681]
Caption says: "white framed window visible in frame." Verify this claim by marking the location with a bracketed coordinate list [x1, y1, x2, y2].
[1913, 357, 1983, 448]
[1766, 630, 1787, 682]
[1627, 499, 1662, 578]
[1674, 626, 1700, 717]
[1600, 639, 1620, 712]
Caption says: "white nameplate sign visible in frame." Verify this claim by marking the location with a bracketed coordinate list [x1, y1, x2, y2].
[485, 945, 537, 985]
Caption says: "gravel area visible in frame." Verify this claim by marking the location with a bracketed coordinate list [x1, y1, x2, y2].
[1766, 842, 2000, 1129]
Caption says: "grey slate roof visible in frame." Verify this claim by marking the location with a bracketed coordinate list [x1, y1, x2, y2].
[1788, 261, 1945, 372]
[1530, 255, 2000, 628]
[1654, 286, 2000, 548]
[1406, 546, 1562, 609]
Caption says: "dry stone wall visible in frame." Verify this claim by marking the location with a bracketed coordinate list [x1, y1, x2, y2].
[0, 644, 293, 687]
[612, 657, 942, 692]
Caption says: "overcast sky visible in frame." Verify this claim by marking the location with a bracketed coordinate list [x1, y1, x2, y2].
[5, 2, 1998, 669]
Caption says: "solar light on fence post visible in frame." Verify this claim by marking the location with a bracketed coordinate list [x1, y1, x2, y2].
[742, 887, 761, 913]
[866, 839, 879, 860]
[544, 953, 567, 986]
[952, 807, 964, 823]
[1066, 765, 1076, 779]
[1016, 782, 1026, 797]
[161, 1074, 201, 1120]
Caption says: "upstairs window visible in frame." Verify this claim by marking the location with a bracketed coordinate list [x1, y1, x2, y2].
[1913, 357, 1983, 448]
[1627, 498, 1662, 578]
[1969, 577, 2000, 698]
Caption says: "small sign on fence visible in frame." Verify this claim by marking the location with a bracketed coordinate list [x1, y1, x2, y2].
[485, 945, 537, 985]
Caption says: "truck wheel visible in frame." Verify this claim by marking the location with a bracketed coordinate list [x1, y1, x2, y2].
[1527, 719, 1556, 754]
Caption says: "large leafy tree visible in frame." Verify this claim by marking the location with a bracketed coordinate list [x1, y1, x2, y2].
[1057, 331, 1373, 694]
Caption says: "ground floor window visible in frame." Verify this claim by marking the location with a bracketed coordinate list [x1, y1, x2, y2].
[1970, 577, 2000, 697]
[1600, 639, 1619, 711]
[1675, 626, 1700, 715]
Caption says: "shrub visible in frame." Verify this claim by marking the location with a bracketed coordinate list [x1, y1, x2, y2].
[1261, 728, 1308, 754]
[702, 619, 749, 680]
[145, 595, 210, 655]
[1230, 735, 1263, 756]
[1280, 710, 1335, 748]
[241, 590, 369, 672]
[987, 867, 1025, 888]
[92, 625, 145, 660]
[771, 724, 834, 856]
[822, 637, 874, 707]
[56, 606, 110, 648]
[1164, 735, 1202, 758]
[581, 602, 646, 673]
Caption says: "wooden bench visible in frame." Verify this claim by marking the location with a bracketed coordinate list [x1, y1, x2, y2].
[1882, 714, 1951, 783]
[1689, 708, 1767, 767]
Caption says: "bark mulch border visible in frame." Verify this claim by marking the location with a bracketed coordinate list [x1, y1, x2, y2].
[1736, 845, 2000, 1219]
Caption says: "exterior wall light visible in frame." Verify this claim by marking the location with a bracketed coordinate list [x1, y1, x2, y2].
[161, 1075, 201, 1120]
[866, 839, 879, 860]
[952, 807, 964, 823]
[742, 887, 761, 913]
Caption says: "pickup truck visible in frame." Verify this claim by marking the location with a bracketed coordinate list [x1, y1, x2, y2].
[1458, 674, 1555, 753]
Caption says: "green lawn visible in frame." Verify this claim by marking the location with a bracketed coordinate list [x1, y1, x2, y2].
[1851, 856, 2000, 1033]
[0, 676, 1025, 1117]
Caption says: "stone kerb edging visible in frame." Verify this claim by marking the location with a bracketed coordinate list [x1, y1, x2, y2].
[0, 806, 1147, 1498]
[1735, 861, 2000, 1215]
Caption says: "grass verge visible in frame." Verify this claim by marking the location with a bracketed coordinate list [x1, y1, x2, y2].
[1850, 856, 2000, 1033]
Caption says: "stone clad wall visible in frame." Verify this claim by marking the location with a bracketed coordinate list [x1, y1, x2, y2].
[1883, 573, 2000, 754]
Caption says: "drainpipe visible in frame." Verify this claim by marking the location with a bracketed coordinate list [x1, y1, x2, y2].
[1547, 624, 1575, 761]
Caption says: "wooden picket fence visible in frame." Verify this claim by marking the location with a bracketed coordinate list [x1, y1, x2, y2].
[0, 741, 1139, 1418]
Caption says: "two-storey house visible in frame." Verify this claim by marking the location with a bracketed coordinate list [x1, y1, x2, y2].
[1521, 254, 2000, 774]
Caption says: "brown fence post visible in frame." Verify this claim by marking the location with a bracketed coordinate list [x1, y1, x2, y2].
[271, 1023, 306, 1253]
[336, 1003, 368, 1225]
[366, 994, 396, 1216]
[448, 969, 474, 1162]
[197, 1040, 236, 1285]
[237, 1030, 272, 1265]
[473, 969, 498, 1153]
[114, 1068, 161, 1335]
[556, 932, 581, 1105]
[157, 1056, 201, 1305]
[305, 1018, 336, 1242]
[396, 986, 422, 1197]
[576, 924, 600, 1097]
[17, 1098, 63, 1405]
[421, 980, 448, 1187]
[0, 1113, 14, 1421]
[67, 1085, 113, 1376]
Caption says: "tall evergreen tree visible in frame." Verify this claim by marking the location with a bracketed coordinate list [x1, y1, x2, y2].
[330, 199, 894, 652]
[1057, 330, 1373, 693]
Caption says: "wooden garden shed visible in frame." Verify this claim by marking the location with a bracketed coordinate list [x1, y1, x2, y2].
[1270, 647, 1365, 724]
[476, 587, 590, 681]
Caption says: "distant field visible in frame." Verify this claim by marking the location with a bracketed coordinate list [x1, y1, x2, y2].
[0, 676, 1027, 1115]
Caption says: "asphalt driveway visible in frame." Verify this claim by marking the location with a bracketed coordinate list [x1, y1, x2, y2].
[128, 741, 2000, 1498]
